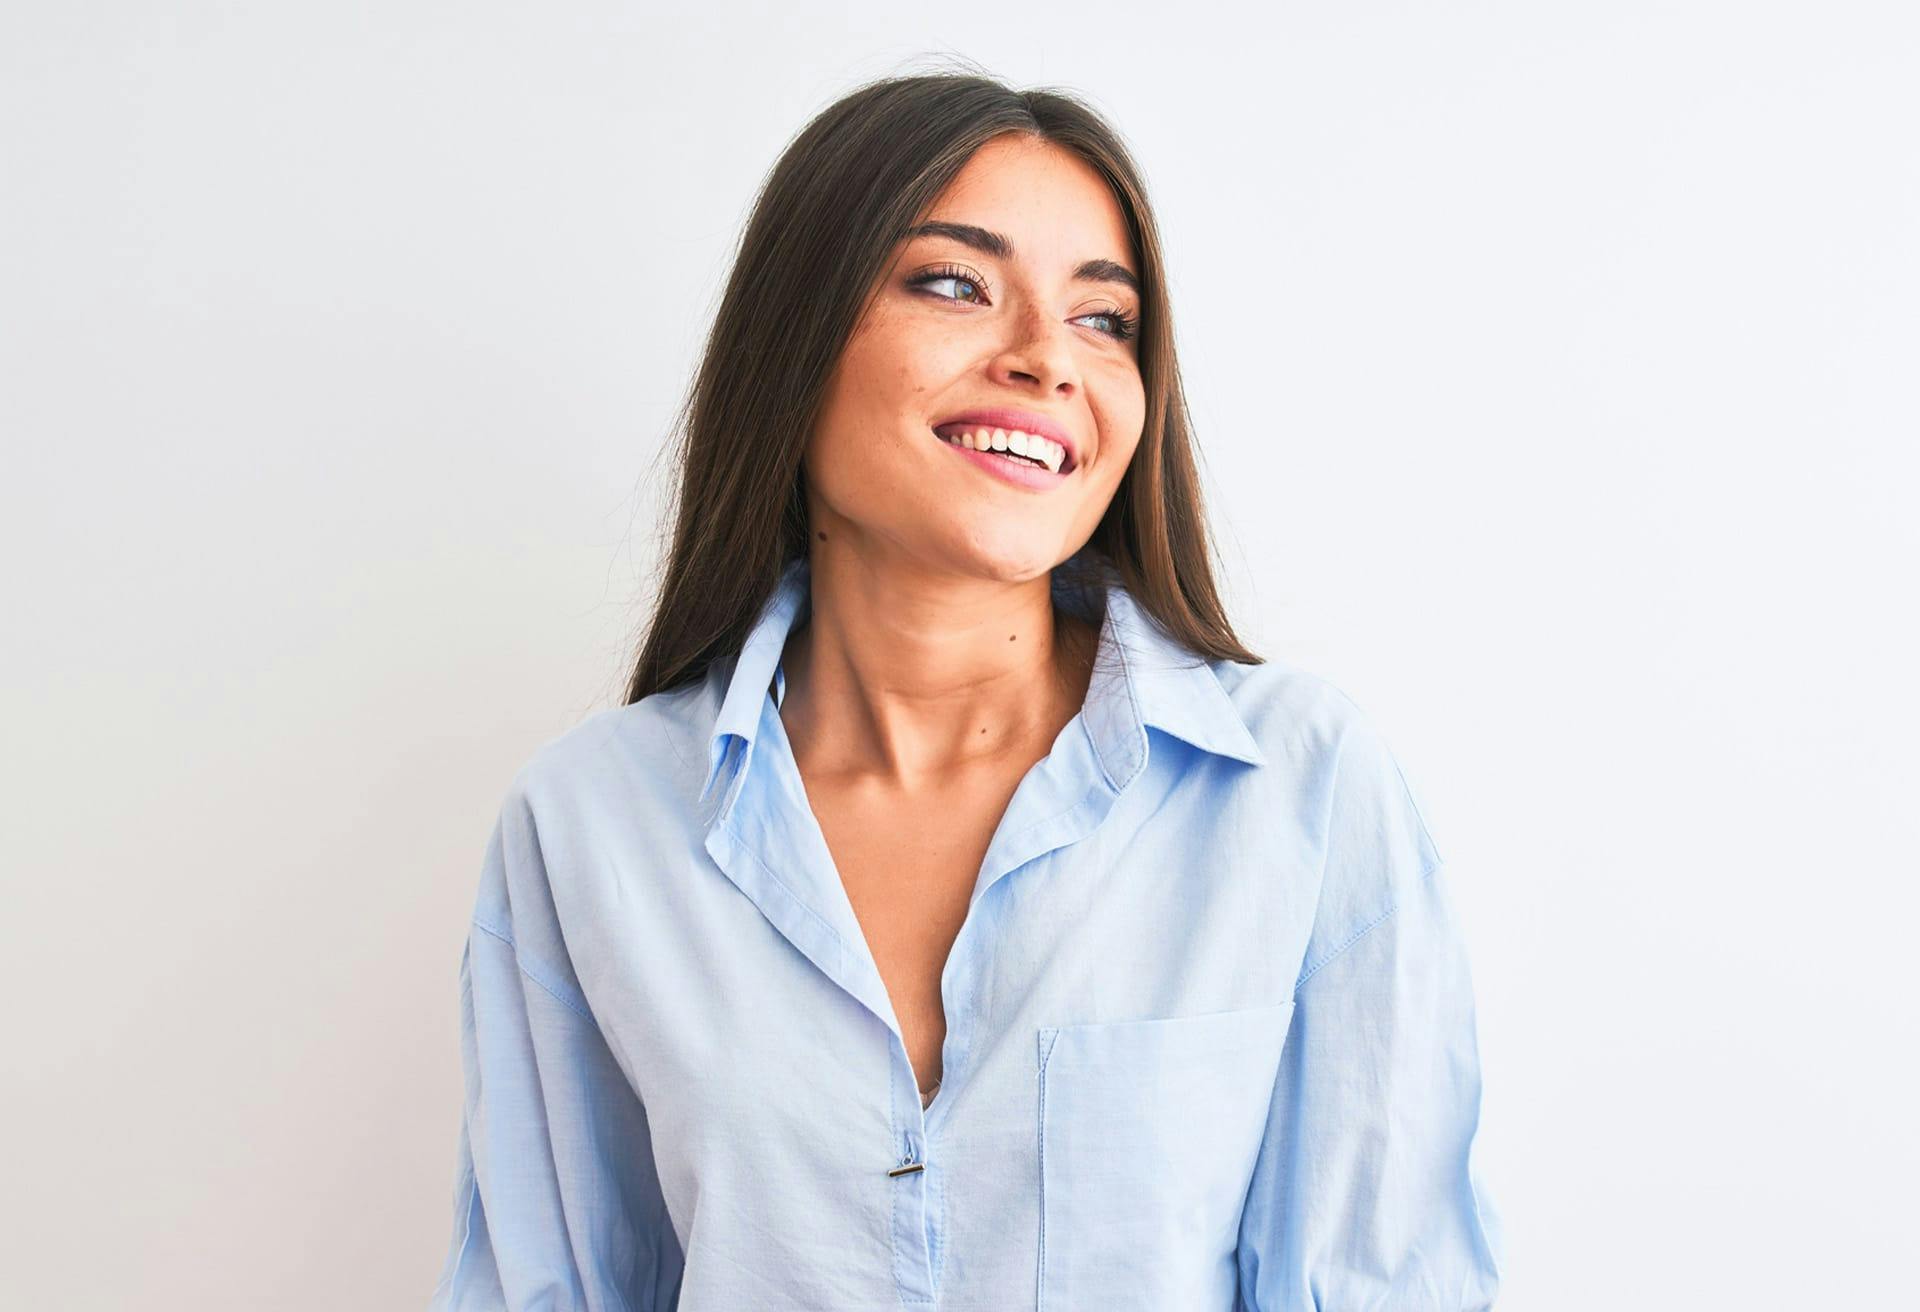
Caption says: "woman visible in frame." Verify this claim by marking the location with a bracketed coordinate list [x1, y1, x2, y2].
[428, 70, 1504, 1311]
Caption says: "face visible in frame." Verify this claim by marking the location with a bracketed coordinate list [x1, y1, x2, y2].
[804, 133, 1148, 585]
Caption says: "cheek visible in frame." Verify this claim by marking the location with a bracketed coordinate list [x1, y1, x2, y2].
[805, 337, 937, 505]
[1093, 378, 1149, 476]
[824, 329, 946, 450]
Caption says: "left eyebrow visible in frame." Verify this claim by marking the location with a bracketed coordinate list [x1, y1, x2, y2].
[902, 220, 1140, 296]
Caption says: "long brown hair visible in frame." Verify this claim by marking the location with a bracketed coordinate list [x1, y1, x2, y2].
[623, 61, 1263, 708]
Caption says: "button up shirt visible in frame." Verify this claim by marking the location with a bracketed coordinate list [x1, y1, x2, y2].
[427, 552, 1505, 1310]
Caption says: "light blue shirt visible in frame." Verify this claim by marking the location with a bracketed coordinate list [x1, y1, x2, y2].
[428, 551, 1505, 1311]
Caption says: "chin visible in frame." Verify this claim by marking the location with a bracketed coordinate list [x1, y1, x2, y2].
[935, 536, 1062, 584]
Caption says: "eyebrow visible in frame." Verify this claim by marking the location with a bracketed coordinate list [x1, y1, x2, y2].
[902, 220, 1140, 296]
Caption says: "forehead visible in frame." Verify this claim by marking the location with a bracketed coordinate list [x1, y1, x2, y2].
[918, 135, 1135, 268]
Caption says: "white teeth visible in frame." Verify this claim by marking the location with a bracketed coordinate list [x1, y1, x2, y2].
[938, 426, 1068, 474]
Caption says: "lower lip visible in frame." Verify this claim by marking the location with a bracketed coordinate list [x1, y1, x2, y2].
[931, 432, 1073, 490]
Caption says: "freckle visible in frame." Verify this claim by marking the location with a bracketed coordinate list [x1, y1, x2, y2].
[1008, 634, 1016, 641]
[817, 530, 827, 541]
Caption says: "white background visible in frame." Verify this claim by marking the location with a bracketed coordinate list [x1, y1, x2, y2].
[3, 3, 1914, 1307]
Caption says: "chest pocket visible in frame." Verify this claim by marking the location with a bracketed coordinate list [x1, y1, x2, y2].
[1035, 999, 1296, 1311]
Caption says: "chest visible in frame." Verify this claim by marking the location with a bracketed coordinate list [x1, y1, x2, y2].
[801, 766, 1030, 1098]
[616, 757, 1303, 1311]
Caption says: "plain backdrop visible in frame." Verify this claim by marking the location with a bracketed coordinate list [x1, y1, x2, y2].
[3, 3, 1915, 1308]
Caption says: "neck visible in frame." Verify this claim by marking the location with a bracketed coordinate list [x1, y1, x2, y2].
[776, 550, 1098, 787]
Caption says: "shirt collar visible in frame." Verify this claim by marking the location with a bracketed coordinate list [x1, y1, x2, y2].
[701, 551, 1265, 812]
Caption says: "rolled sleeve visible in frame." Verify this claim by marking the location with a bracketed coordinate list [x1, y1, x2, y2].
[1236, 698, 1504, 1310]
[428, 787, 684, 1311]
[1235, 859, 1505, 1311]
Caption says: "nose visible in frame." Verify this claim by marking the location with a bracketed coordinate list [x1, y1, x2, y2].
[989, 300, 1079, 398]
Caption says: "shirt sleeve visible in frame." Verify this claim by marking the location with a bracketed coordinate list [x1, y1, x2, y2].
[428, 779, 685, 1312]
[1235, 706, 1506, 1311]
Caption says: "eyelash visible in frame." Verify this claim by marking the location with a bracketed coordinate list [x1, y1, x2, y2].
[906, 263, 1140, 343]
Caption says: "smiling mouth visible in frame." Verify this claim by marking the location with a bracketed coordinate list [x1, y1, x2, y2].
[929, 424, 1076, 475]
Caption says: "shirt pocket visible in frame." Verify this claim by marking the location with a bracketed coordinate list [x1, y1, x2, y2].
[1035, 999, 1296, 1311]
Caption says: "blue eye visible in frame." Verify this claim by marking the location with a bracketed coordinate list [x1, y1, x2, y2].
[1079, 308, 1140, 342]
[905, 264, 1140, 342]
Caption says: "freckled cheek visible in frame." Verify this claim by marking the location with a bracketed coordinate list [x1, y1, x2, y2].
[1088, 399, 1148, 476]
[880, 314, 973, 383]
[841, 326, 945, 422]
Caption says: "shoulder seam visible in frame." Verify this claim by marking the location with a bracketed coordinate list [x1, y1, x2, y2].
[1292, 857, 1444, 995]
[471, 916, 593, 1021]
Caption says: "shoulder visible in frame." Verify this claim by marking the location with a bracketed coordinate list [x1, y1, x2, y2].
[1214, 652, 1438, 846]
[1211, 654, 1445, 954]
[1212, 653, 1424, 809]
[1211, 654, 1358, 763]
[506, 673, 722, 816]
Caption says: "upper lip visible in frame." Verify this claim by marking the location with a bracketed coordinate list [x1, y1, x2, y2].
[931, 407, 1081, 474]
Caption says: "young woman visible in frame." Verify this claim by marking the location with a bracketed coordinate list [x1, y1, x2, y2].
[429, 70, 1504, 1312]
